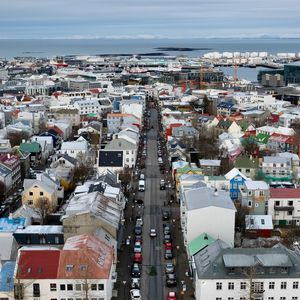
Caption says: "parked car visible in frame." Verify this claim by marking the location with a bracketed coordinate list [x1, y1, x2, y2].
[165, 263, 175, 274]
[165, 249, 173, 260]
[134, 242, 142, 253]
[133, 252, 142, 264]
[150, 229, 157, 237]
[163, 224, 171, 235]
[130, 289, 142, 300]
[160, 179, 166, 190]
[131, 263, 141, 278]
[140, 173, 145, 180]
[167, 291, 177, 300]
[165, 242, 172, 250]
[166, 273, 177, 287]
[134, 226, 142, 235]
[131, 278, 140, 289]
[164, 234, 172, 244]
[136, 218, 143, 227]
[135, 235, 143, 244]
[162, 211, 170, 220]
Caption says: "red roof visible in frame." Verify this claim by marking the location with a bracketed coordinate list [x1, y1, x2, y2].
[16, 250, 60, 279]
[270, 188, 300, 199]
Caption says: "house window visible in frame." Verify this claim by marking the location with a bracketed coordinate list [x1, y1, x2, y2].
[60, 284, 66, 290]
[91, 284, 97, 291]
[66, 265, 73, 272]
[293, 281, 299, 289]
[281, 282, 287, 289]
[67, 284, 73, 291]
[75, 284, 81, 291]
[33, 283, 40, 297]
[288, 211, 293, 216]
[245, 169, 250, 173]
[228, 282, 234, 290]
[80, 265, 87, 271]
[29, 192, 33, 196]
[240, 298, 246, 300]
[98, 284, 104, 290]
[55, 236, 60, 244]
[261, 219, 265, 225]
[289, 201, 294, 206]
[280, 297, 286, 300]
[216, 282, 222, 290]
[216, 298, 222, 300]
[40, 191, 44, 196]
[240, 282, 246, 289]
[248, 201, 252, 207]
[269, 282, 275, 289]
[248, 191, 252, 196]
[268, 298, 274, 300]
[50, 283, 56, 291]
[259, 191, 264, 196]
[228, 298, 234, 300]
[28, 200, 33, 205]
[275, 201, 280, 206]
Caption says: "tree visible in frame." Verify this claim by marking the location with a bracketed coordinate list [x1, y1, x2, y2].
[235, 205, 250, 234]
[36, 197, 51, 225]
[7, 131, 29, 147]
[241, 136, 258, 155]
[72, 164, 91, 186]
[202, 95, 210, 114]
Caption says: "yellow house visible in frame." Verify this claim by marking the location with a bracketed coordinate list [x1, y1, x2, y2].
[175, 165, 203, 194]
[22, 174, 62, 213]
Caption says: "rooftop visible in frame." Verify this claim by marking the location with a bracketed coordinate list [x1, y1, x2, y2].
[0, 218, 26, 232]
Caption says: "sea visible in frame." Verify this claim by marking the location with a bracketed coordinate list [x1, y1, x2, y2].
[1, 37, 300, 82]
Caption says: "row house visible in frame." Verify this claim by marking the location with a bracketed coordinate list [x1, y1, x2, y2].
[268, 188, 300, 226]
[192, 242, 300, 300]
[261, 156, 293, 182]
[267, 133, 296, 153]
[0, 153, 21, 192]
[14, 234, 115, 300]
[239, 181, 270, 215]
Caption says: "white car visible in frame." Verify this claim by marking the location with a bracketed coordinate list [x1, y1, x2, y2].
[131, 278, 140, 289]
[130, 289, 142, 300]
[134, 242, 142, 253]
[150, 229, 157, 237]
[136, 218, 143, 227]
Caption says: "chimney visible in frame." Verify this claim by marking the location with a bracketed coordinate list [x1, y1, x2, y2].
[204, 234, 208, 240]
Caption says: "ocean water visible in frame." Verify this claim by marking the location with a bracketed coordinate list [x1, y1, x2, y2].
[0, 38, 300, 59]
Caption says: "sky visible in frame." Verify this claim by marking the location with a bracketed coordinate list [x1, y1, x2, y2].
[0, 0, 300, 39]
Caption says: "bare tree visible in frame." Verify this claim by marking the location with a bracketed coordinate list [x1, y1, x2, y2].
[72, 164, 91, 186]
[7, 131, 29, 147]
[235, 205, 250, 234]
[36, 197, 51, 225]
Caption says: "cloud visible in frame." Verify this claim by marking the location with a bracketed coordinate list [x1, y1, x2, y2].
[0, 0, 299, 38]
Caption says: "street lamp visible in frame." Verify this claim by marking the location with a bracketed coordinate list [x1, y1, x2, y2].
[122, 280, 127, 300]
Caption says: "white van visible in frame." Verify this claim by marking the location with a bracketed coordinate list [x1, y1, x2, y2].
[138, 180, 145, 192]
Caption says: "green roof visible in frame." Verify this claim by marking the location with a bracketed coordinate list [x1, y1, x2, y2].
[188, 233, 215, 257]
[234, 157, 259, 169]
[20, 142, 41, 153]
[237, 120, 250, 132]
[177, 165, 202, 174]
[256, 133, 270, 144]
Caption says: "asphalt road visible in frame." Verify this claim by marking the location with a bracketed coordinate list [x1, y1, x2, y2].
[141, 107, 166, 300]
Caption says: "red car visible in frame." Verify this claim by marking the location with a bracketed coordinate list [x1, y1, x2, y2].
[167, 291, 177, 300]
[133, 252, 142, 263]
[165, 242, 172, 250]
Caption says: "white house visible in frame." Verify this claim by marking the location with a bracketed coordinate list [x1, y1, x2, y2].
[14, 234, 115, 300]
[268, 188, 300, 226]
[181, 187, 236, 247]
[193, 242, 300, 300]
[60, 136, 89, 160]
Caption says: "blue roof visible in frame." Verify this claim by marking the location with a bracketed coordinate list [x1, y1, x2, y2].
[0, 218, 26, 232]
[131, 95, 143, 100]
[0, 261, 15, 292]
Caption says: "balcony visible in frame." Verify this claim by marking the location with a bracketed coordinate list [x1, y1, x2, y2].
[274, 205, 294, 212]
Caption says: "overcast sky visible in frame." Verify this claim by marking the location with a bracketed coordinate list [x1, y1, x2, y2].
[1, 0, 300, 39]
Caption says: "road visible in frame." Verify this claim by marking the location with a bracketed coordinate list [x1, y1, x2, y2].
[141, 107, 165, 300]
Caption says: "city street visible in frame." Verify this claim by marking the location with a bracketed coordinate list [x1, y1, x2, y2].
[113, 106, 194, 300]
